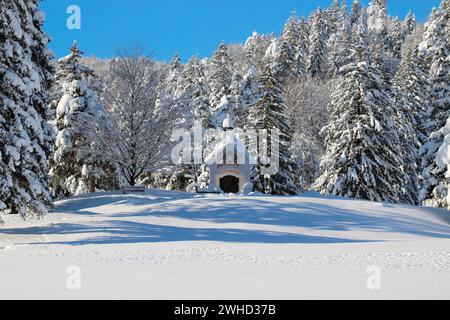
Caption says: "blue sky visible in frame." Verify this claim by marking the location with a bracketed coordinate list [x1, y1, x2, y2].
[40, 0, 442, 62]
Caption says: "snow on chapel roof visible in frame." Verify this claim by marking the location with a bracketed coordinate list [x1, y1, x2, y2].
[204, 133, 255, 166]
[205, 113, 255, 166]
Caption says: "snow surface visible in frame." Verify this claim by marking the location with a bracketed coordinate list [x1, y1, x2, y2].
[1, 190, 449, 300]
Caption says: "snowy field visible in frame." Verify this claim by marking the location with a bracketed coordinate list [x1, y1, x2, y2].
[1, 190, 450, 300]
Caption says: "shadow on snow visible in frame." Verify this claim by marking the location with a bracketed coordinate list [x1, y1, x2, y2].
[1, 221, 369, 245]
[2, 191, 449, 245]
[106, 197, 450, 240]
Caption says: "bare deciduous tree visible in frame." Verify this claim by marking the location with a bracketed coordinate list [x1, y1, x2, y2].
[96, 45, 178, 186]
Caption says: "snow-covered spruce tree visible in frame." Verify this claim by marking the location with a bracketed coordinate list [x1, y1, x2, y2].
[419, 42, 450, 208]
[444, 0, 450, 39]
[271, 12, 306, 80]
[418, 1, 450, 208]
[403, 12, 417, 41]
[244, 32, 276, 73]
[324, 0, 342, 35]
[390, 17, 406, 60]
[350, 0, 362, 27]
[50, 42, 111, 198]
[167, 55, 212, 191]
[176, 56, 212, 128]
[227, 44, 248, 77]
[155, 52, 182, 115]
[417, 1, 449, 71]
[367, 0, 388, 34]
[307, 8, 328, 78]
[246, 65, 299, 195]
[28, 2, 55, 161]
[388, 11, 416, 61]
[216, 67, 261, 130]
[209, 73, 242, 128]
[298, 17, 310, 67]
[368, 0, 399, 80]
[393, 45, 430, 205]
[209, 42, 232, 117]
[153, 55, 184, 190]
[435, 116, 450, 209]
[315, 42, 410, 204]
[235, 67, 260, 128]
[327, 8, 353, 78]
[417, 0, 449, 71]
[0, 0, 54, 217]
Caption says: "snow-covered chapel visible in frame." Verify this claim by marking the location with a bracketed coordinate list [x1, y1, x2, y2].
[204, 114, 255, 194]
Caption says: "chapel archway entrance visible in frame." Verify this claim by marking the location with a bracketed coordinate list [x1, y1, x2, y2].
[220, 175, 240, 193]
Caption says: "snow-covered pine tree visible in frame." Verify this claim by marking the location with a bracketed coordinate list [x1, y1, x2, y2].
[307, 8, 328, 78]
[246, 65, 299, 195]
[209, 42, 232, 117]
[0, 0, 54, 217]
[316, 30, 410, 204]
[50, 42, 107, 198]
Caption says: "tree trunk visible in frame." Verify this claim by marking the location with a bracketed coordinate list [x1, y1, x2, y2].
[88, 176, 96, 193]
[9, 206, 19, 215]
[129, 175, 136, 187]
